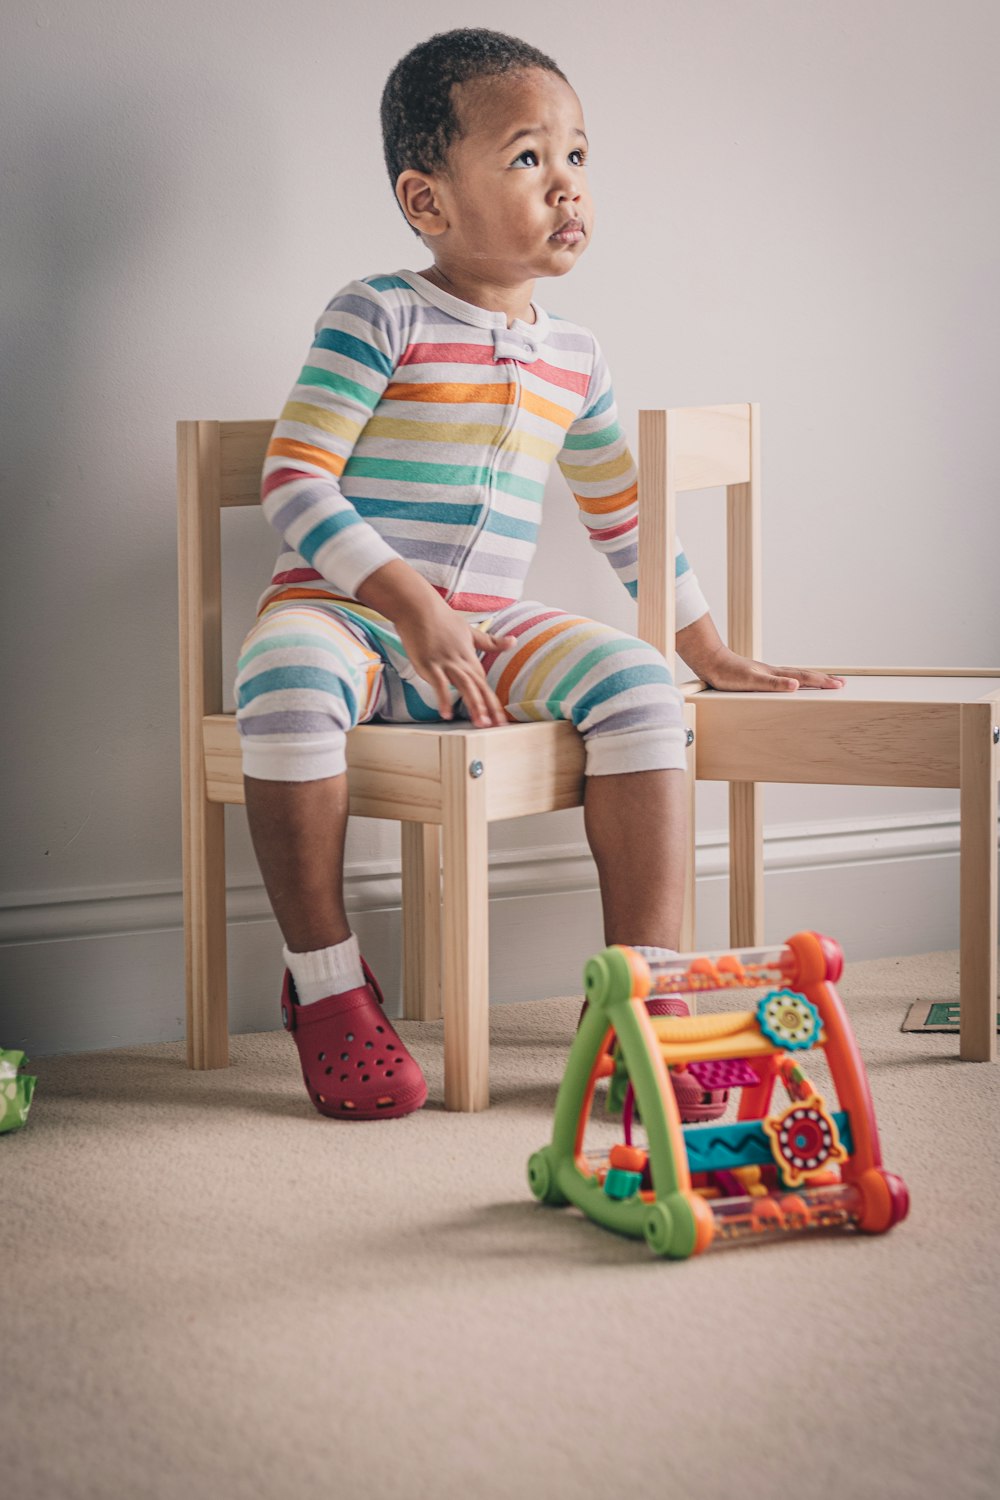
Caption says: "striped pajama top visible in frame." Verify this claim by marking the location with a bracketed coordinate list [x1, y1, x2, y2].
[258, 269, 709, 628]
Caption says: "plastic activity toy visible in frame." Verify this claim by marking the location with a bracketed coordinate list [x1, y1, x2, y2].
[0, 1049, 36, 1133]
[528, 931, 909, 1258]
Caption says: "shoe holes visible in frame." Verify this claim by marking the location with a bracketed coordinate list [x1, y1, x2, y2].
[341, 1052, 349, 1061]
[340, 1101, 356, 1111]
[376, 1098, 394, 1109]
[340, 1073, 348, 1082]
[364, 1040, 374, 1050]
[376, 1058, 384, 1066]
[318, 1052, 326, 1061]
[356, 1061, 365, 1069]
[387, 1043, 395, 1051]
[386, 1070, 394, 1078]
[325, 1066, 333, 1075]
[376, 1025, 385, 1034]
[346, 1032, 355, 1042]
[362, 1074, 370, 1082]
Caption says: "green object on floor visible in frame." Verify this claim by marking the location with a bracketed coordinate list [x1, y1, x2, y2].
[0, 1049, 37, 1133]
[902, 1001, 1000, 1034]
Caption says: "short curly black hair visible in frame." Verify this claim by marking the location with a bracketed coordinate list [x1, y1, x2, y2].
[381, 29, 566, 227]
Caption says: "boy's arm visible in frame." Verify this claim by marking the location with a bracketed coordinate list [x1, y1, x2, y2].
[676, 612, 845, 691]
[558, 341, 843, 693]
[556, 343, 710, 632]
[261, 280, 407, 598]
[263, 281, 514, 724]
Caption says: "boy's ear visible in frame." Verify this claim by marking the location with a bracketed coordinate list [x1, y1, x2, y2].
[395, 170, 448, 237]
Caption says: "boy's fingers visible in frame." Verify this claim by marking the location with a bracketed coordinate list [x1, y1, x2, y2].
[471, 627, 518, 653]
[466, 674, 508, 727]
[427, 664, 454, 719]
[420, 649, 507, 727]
[466, 675, 507, 726]
[779, 667, 847, 690]
[449, 662, 496, 727]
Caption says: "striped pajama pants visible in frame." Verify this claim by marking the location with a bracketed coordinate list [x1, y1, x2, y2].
[235, 598, 687, 781]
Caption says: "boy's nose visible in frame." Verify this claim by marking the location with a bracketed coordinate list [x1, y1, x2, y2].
[548, 180, 581, 205]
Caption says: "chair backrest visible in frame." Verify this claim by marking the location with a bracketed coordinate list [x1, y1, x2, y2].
[177, 420, 273, 728]
[637, 404, 761, 672]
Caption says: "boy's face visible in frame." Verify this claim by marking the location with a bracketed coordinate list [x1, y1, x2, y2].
[414, 68, 593, 283]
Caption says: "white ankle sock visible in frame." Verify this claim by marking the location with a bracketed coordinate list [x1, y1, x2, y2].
[283, 933, 365, 1006]
[632, 945, 679, 966]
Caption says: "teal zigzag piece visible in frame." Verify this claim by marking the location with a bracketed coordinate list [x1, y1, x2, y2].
[682, 1111, 854, 1174]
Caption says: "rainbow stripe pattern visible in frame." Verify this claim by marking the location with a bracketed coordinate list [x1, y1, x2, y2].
[236, 595, 688, 781]
[257, 270, 708, 625]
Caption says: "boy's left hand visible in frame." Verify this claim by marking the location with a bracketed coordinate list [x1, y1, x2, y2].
[696, 646, 844, 693]
[675, 614, 844, 692]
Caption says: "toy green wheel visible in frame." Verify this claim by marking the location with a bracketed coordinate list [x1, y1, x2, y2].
[583, 947, 634, 1015]
[527, 1148, 568, 1206]
[642, 1201, 675, 1256]
[642, 1194, 701, 1259]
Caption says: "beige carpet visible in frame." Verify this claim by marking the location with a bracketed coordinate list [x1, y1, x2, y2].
[4, 950, 999, 1500]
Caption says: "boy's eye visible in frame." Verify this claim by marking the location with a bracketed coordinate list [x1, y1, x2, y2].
[511, 148, 588, 169]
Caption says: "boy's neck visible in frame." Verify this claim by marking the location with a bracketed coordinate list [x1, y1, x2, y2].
[416, 263, 537, 327]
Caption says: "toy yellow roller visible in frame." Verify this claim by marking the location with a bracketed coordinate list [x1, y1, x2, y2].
[528, 931, 909, 1259]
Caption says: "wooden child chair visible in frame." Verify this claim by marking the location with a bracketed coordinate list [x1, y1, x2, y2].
[637, 403, 999, 1062]
[177, 418, 698, 1111]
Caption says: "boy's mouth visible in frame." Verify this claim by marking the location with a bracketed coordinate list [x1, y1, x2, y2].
[550, 220, 585, 244]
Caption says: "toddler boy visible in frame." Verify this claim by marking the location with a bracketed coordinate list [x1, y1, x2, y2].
[237, 28, 843, 1120]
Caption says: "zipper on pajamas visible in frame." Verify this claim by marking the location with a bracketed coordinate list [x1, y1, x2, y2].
[447, 358, 522, 601]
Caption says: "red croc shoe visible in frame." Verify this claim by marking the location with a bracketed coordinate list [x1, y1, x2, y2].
[280, 958, 428, 1120]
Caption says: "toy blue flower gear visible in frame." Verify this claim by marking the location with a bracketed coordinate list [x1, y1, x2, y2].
[756, 989, 821, 1050]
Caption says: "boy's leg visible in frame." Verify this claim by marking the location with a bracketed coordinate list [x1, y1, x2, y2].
[243, 772, 351, 953]
[583, 768, 687, 950]
[235, 602, 428, 1118]
[236, 602, 380, 958]
[476, 602, 689, 950]
[476, 602, 726, 1123]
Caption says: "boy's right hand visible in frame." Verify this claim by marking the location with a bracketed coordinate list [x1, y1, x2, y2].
[395, 596, 517, 727]
[355, 559, 516, 727]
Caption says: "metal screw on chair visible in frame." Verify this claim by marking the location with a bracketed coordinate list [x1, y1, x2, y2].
[469, 760, 484, 778]
[685, 728, 695, 747]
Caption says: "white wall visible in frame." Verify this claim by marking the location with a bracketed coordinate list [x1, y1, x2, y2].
[2, 0, 998, 1053]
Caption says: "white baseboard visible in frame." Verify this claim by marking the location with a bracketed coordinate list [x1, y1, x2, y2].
[1, 810, 989, 1057]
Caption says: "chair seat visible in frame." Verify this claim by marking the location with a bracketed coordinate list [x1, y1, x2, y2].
[694, 674, 1000, 788]
[201, 713, 588, 820]
[690, 670, 1000, 1063]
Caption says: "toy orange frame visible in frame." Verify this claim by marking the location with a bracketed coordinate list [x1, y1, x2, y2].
[528, 931, 909, 1258]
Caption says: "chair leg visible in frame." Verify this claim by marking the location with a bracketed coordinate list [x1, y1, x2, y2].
[729, 781, 764, 948]
[440, 737, 490, 1111]
[679, 702, 697, 952]
[183, 794, 229, 1069]
[959, 703, 998, 1061]
[401, 823, 443, 1021]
